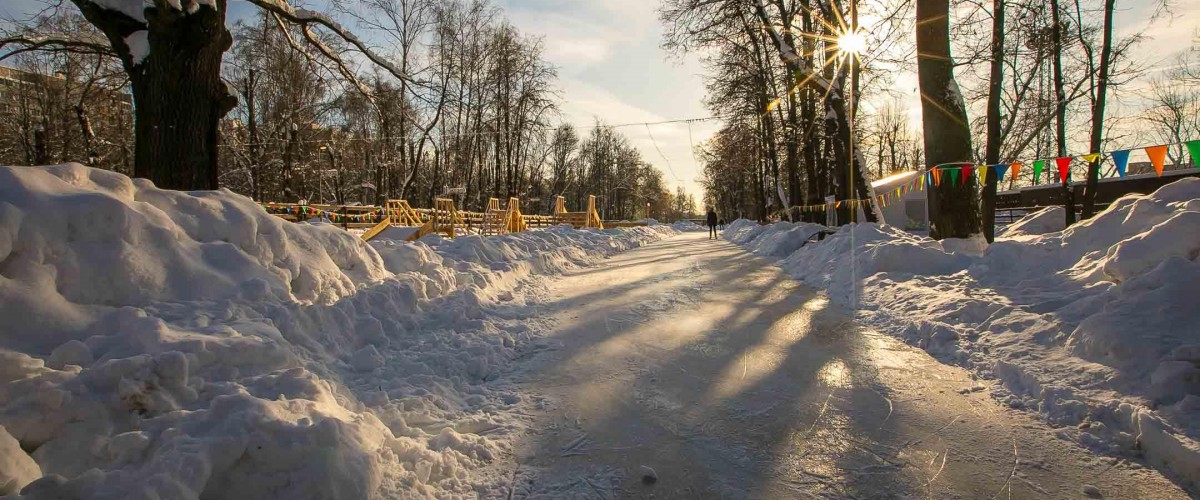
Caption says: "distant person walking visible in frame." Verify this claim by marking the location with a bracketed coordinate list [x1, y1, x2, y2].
[706, 208, 719, 239]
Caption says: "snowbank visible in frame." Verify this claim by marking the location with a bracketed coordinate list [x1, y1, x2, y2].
[0, 164, 677, 499]
[997, 206, 1065, 238]
[670, 220, 705, 232]
[722, 177, 1200, 490]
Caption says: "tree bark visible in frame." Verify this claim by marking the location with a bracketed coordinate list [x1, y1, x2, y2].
[1081, 0, 1115, 219]
[982, 0, 1004, 243]
[1049, 0, 1075, 226]
[916, 0, 979, 239]
[74, 0, 236, 191]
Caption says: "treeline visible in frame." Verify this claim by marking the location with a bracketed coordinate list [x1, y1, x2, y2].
[1, 0, 692, 220]
[665, 0, 1199, 239]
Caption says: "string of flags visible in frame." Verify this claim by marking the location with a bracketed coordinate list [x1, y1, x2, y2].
[787, 139, 1200, 214]
[261, 203, 383, 223]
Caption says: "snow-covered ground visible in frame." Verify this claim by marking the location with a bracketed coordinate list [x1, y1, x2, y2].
[0, 164, 677, 499]
[722, 178, 1200, 490]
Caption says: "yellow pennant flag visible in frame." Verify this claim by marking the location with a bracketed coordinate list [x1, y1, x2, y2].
[979, 164, 988, 183]
[1081, 153, 1101, 164]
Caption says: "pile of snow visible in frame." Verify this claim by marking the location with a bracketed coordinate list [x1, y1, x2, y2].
[997, 206, 1066, 238]
[670, 220, 705, 232]
[722, 178, 1200, 490]
[0, 164, 677, 499]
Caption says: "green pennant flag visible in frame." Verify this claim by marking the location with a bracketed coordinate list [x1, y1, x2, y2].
[1187, 140, 1200, 168]
[948, 168, 960, 186]
[1033, 160, 1045, 184]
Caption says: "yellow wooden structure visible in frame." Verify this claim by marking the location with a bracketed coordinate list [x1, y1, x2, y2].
[362, 199, 425, 241]
[507, 197, 527, 233]
[553, 195, 603, 229]
[278, 196, 605, 242]
[481, 198, 510, 236]
[413, 198, 468, 240]
[387, 199, 423, 226]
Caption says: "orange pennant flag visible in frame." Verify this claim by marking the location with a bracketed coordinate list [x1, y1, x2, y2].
[1145, 145, 1168, 176]
[1010, 161, 1022, 181]
[932, 168, 942, 186]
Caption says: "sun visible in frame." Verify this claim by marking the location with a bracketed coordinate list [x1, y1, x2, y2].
[836, 30, 867, 58]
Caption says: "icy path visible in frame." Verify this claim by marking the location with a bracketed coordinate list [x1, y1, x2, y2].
[490, 231, 1187, 498]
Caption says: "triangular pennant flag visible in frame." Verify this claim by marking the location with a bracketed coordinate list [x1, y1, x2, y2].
[994, 163, 1009, 183]
[1010, 161, 1022, 182]
[1111, 150, 1130, 177]
[1055, 157, 1072, 183]
[962, 166, 974, 185]
[933, 168, 942, 186]
[1145, 145, 1167, 176]
[1186, 140, 1200, 168]
[979, 164, 988, 183]
[1081, 153, 1101, 164]
[948, 168, 959, 186]
[1033, 160, 1045, 184]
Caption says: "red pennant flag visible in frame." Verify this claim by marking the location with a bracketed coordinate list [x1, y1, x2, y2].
[1055, 157, 1072, 183]
[1145, 145, 1168, 176]
[962, 166, 974, 185]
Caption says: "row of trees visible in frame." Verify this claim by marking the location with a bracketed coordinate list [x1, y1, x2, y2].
[1, 0, 697, 219]
[662, 0, 885, 227]
[671, 0, 1195, 240]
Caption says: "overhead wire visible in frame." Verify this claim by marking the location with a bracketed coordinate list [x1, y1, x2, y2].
[219, 115, 726, 148]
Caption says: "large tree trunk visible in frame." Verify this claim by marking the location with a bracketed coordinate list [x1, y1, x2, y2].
[982, 0, 1005, 243]
[1049, 0, 1075, 226]
[75, 0, 235, 191]
[916, 0, 979, 239]
[1081, 0, 1115, 219]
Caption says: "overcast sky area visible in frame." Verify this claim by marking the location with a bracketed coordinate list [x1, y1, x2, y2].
[2, 0, 1197, 200]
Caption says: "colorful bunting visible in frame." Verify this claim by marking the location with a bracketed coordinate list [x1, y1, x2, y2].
[1033, 160, 1045, 184]
[1186, 140, 1200, 168]
[994, 163, 1009, 183]
[1145, 145, 1168, 176]
[1111, 150, 1130, 177]
[1055, 157, 1072, 183]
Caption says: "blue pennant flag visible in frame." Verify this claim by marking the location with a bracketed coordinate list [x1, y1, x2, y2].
[993, 163, 1009, 183]
[1111, 150, 1130, 177]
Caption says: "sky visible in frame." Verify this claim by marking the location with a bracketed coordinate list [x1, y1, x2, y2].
[492, 0, 716, 201]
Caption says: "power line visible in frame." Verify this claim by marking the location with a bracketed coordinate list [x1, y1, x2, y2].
[644, 123, 682, 183]
[220, 115, 725, 148]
